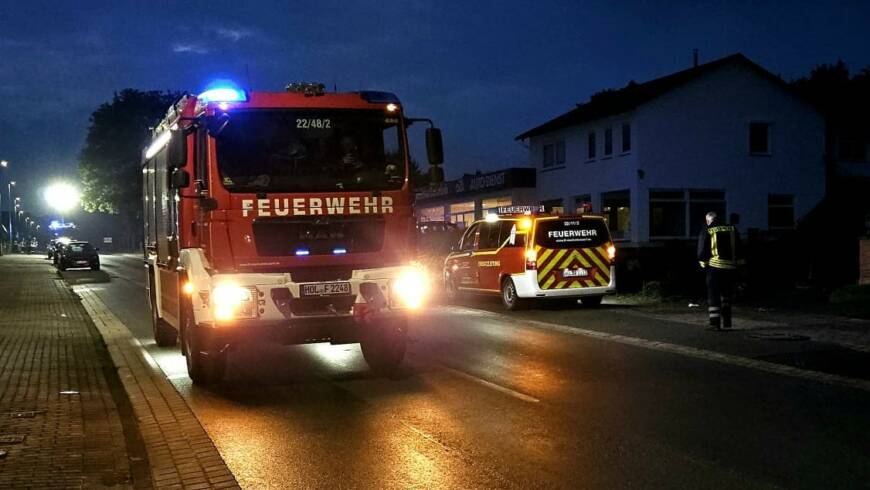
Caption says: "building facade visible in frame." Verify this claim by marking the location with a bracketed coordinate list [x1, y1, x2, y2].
[516, 54, 826, 243]
[415, 167, 537, 228]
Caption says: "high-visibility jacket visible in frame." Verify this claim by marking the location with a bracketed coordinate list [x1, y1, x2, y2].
[697, 223, 743, 269]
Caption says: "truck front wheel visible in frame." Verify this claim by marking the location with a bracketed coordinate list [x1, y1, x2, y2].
[361, 317, 407, 374]
[182, 300, 226, 385]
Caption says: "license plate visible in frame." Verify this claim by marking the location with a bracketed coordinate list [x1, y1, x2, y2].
[563, 268, 588, 278]
[76, 261, 88, 265]
[300, 282, 351, 297]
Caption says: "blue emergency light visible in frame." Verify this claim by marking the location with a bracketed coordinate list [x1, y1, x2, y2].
[295, 249, 310, 256]
[357, 91, 401, 104]
[198, 80, 248, 103]
[332, 247, 347, 255]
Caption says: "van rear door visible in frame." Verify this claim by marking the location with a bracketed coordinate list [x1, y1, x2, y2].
[533, 217, 612, 290]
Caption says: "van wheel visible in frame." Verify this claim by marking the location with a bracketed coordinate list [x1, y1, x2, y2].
[444, 277, 458, 303]
[581, 296, 603, 308]
[501, 278, 526, 311]
[361, 318, 407, 374]
[182, 299, 226, 384]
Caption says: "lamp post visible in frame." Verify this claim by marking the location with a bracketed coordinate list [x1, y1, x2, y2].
[8, 181, 15, 247]
[0, 160, 7, 255]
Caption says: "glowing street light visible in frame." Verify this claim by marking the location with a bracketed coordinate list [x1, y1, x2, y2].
[44, 182, 81, 213]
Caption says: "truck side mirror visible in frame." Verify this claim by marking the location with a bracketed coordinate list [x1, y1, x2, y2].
[168, 129, 187, 168]
[170, 168, 190, 189]
[428, 165, 444, 185]
[426, 127, 444, 166]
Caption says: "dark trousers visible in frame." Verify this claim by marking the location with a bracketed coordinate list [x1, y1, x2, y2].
[707, 267, 735, 328]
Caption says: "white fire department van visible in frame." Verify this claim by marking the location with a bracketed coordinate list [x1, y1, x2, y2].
[443, 207, 616, 309]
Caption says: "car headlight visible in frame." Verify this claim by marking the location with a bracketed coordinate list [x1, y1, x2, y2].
[392, 267, 429, 309]
[211, 284, 255, 321]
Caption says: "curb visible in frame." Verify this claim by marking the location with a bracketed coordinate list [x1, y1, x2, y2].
[74, 286, 240, 490]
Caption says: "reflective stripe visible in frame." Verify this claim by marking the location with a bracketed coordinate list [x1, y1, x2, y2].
[709, 313, 721, 318]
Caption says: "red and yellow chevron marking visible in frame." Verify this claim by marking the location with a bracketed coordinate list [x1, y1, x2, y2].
[535, 245, 611, 289]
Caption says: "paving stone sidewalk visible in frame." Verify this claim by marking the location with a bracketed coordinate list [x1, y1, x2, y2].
[0, 254, 150, 489]
[631, 304, 870, 353]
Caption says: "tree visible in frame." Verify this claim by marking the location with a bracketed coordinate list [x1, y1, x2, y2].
[78, 89, 182, 245]
[408, 156, 431, 189]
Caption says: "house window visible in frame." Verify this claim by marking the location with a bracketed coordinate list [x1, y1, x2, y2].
[602, 190, 630, 240]
[542, 144, 555, 168]
[749, 122, 771, 155]
[555, 140, 566, 165]
[621, 123, 631, 153]
[768, 194, 794, 230]
[449, 201, 476, 229]
[689, 190, 726, 236]
[482, 196, 512, 214]
[649, 190, 686, 237]
[649, 190, 726, 238]
[541, 198, 564, 214]
[604, 128, 613, 156]
[574, 194, 592, 213]
[587, 132, 596, 160]
[838, 133, 869, 162]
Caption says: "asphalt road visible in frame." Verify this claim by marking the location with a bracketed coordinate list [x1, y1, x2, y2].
[64, 254, 870, 489]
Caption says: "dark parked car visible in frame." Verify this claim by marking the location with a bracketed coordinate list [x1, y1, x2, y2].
[57, 241, 100, 271]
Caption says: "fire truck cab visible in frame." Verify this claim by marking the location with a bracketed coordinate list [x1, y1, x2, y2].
[443, 207, 616, 310]
[142, 82, 444, 384]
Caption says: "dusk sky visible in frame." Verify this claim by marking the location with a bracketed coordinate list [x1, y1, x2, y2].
[1, 0, 869, 216]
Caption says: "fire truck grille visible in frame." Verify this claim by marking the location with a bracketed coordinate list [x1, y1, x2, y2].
[289, 295, 356, 316]
[252, 216, 386, 256]
[289, 266, 354, 282]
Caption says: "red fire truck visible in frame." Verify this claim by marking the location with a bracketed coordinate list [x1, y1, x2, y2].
[142, 82, 443, 384]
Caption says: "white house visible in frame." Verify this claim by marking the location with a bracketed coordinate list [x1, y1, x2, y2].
[515, 53, 826, 243]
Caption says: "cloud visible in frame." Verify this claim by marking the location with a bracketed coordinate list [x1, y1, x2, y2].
[172, 43, 209, 54]
[215, 28, 253, 42]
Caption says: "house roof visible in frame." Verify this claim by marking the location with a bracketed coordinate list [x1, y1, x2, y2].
[515, 53, 792, 141]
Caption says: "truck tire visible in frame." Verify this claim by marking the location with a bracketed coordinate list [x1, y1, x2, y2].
[182, 299, 226, 384]
[148, 274, 178, 347]
[361, 317, 407, 374]
[151, 307, 178, 347]
[581, 296, 603, 308]
[501, 277, 527, 311]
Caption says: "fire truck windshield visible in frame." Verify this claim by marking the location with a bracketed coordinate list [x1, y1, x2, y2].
[215, 109, 406, 192]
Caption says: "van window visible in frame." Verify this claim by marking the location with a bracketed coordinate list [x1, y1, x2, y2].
[499, 220, 526, 247]
[460, 223, 480, 251]
[477, 223, 501, 250]
[535, 219, 609, 249]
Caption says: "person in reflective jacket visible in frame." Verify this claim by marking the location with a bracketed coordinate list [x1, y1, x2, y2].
[697, 212, 743, 330]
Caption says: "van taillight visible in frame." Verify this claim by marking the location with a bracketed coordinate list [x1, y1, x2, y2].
[525, 249, 537, 270]
[607, 244, 616, 262]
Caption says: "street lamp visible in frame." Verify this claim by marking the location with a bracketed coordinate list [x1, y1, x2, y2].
[0, 160, 7, 255]
[43, 182, 80, 214]
[8, 181, 15, 245]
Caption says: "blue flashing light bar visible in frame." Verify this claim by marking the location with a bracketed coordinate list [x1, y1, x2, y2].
[295, 249, 310, 256]
[332, 247, 347, 255]
[198, 86, 248, 103]
[357, 91, 401, 104]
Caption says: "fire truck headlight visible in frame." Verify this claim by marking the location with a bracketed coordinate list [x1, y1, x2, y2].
[212, 284, 253, 321]
[392, 267, 429, 309]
